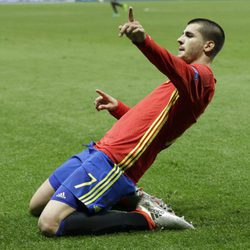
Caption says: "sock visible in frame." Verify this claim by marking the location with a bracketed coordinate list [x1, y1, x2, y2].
[56, 210, 149, 236]
[133, 208, 156, 230]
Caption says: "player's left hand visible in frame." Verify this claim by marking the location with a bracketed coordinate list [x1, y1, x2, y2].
[119, 7, 146, 43]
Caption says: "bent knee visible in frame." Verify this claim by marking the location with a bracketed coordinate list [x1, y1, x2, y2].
[29, 201, 42, 217]
[37, 199, 75, 236]
[29, 193, 48, 217]
[38, 215, 60, 237]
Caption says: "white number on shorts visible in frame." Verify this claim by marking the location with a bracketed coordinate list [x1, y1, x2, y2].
[74, 173, 97, 189]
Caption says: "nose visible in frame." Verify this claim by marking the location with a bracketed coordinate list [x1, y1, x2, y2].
[177, 34, 184, 45]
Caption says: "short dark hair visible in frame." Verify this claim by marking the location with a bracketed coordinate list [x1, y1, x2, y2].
[188, 18, 225, 58]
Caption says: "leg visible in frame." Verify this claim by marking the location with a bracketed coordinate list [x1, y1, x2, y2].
[38, 195, 194, 237]
[29, 179, 55, 217]
[29, 149, 90, 216]
[38, 200, 75, 236]
[114, 0, 123, 8]
[111, 0, 124, 14]
[56, 210, 150, 236]
[111, 1, 118, 14]
[36, 148, 151, 236]
[38, 187, 151, 236]
[38, 147, 180, 236]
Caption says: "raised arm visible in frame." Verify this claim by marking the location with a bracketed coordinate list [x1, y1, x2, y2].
[118, 7, 210, 101]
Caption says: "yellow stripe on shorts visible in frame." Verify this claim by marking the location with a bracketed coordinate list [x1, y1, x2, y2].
[79, 164, 123, 205]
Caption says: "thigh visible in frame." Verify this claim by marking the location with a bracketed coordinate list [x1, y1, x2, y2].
[38, 200, 75, 236]
[49, 149, 90, 190]
[29, 155, 81, 216]
[29, 179, 55, 216]
[61, 150, 136, 214]
[51, 184, 87, 212]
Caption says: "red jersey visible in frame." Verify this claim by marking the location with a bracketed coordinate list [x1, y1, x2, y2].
[95, 35, 216, 183]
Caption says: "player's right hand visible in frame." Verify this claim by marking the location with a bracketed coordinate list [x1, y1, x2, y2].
[119, 7, 146, 43]
[95, 89, 118, 112]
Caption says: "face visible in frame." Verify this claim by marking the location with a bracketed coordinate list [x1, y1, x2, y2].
[177, 23, 206, 64]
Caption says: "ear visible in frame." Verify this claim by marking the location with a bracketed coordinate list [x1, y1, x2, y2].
[204, 40, 215, 53]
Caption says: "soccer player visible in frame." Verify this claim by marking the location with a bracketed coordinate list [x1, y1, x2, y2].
[111, 0, 127, 17]
[29, 7, 225, 236]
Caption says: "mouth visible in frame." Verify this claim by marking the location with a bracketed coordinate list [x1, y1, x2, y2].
[177, 47, 185, 56]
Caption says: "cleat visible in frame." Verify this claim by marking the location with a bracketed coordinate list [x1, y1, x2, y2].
[138, 199, 195, 230]
[136, 188, 174, 214]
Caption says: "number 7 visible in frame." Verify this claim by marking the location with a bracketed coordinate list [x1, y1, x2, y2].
[74, 173, 97, 189]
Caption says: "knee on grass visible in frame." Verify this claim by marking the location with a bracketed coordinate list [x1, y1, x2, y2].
[28, 199, 44, 217]
[38, 215, 60, 237]
[29, 204, 40, 217]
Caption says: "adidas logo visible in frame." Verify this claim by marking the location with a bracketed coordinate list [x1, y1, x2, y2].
[56, 192, 66, 199]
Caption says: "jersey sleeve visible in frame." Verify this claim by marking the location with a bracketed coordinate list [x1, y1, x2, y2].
[109, 100, 131, 120]
[135, 35, 215, 104]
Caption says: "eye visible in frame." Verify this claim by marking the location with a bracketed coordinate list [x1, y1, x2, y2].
[185, 32, 194, 38]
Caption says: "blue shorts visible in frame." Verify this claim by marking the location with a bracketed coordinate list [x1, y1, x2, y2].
[50, 143, 136, 214]
[49, 145, 92, 191]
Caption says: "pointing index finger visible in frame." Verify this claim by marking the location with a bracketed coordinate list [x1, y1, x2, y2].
[128, 6, 134, 22]
[96, 89, 107, 98]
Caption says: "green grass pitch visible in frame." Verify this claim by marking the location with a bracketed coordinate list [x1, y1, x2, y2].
[0, 1, 249, 249]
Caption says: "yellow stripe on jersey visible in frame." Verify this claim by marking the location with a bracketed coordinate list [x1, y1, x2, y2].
[118, 89, 179, 171]
[78, 90, 178, 207]
[79, 164, 123, 204]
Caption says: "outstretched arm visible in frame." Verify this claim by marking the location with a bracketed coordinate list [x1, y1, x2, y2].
[118, 7, 204, 101]
[94, 89, 130, 120]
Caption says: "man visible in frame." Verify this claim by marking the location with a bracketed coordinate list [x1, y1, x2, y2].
[29, 7, 225, 236]
[110, 0, 127, 17]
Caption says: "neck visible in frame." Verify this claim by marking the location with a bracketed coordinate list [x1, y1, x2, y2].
[192, 54, 212, 66]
